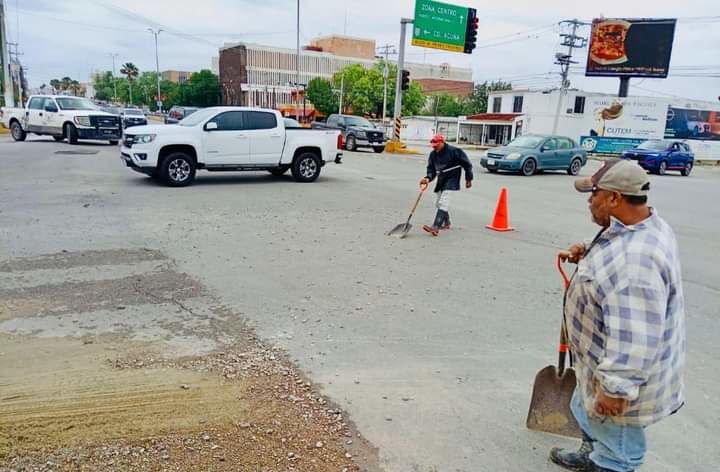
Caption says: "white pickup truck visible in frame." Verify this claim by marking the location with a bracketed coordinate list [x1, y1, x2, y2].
[120, 107, 343, 186]
[1, 95, 122, 144]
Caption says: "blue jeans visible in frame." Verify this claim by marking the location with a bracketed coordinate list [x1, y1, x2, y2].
[570, 389, 647, 471]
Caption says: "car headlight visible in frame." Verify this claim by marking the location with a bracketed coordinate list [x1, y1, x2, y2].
[505, 152, 522, 160]
[73, 116, 91, 127]
[134, 134, 156, 144]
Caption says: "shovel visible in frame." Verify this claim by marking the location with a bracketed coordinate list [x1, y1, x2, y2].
[387, 182, 428, 238]
[526, 254, 582, 438]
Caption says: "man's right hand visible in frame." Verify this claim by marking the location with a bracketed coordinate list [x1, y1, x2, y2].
[559, 243, 586, 264]
[420, 177, 430, 186]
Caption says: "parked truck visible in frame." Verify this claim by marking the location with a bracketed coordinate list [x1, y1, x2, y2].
[120, 106, 343, 186]
[1, 95, 122, 144]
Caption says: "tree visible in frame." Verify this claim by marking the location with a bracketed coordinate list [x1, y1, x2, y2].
[186, 70, 220, 107]
[465, 80, 512, 114]
[306, 78, 337, 116]
[60, 77, 72, 92]
[330, 62, 425, 117]
[120, 62, 139, 104]
[49, 79, 61, 92]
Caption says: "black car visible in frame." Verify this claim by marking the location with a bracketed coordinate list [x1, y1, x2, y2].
[121, 108, 148, 128]
[165, 106, 199, 124]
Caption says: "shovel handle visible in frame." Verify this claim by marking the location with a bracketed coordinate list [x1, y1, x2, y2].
[556, 253, 572, 375]
[556, 254, 571, 289]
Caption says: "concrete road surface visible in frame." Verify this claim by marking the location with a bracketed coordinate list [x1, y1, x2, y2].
[1, 135, 718, 471]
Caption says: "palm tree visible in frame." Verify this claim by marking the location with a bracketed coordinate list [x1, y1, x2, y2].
[60, 76, 73, 92]
[70, 80, 81, 96]
[120, 62, 139, 104]
[49, 79, 61, 93]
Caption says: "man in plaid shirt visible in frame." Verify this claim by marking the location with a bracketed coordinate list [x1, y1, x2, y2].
[550, 159, 686, 472]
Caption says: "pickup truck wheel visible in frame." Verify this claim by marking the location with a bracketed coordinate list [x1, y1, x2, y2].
[291, 152, 321, 183]
[53, 136, 64, 142]
[269, 167, 289, 177]
[160, 152, 196, 187]
[10, 122, 26, 141]
[373, 146, 384, 153]
[64, 123, 78, 145]
[345, 135, 357, 151]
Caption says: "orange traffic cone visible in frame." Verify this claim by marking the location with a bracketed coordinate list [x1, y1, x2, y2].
[486, 187, 515, 232]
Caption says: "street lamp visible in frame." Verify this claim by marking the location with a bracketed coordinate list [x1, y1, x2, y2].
[148, 28, 163, 112]
[108, 53, 119, 102]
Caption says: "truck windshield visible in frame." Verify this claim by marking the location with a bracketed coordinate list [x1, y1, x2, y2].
[56, 97, 98, 111]
[123, 109, 144, 116]
[178, 108, 217, 126]
[344, 116, 374, 128]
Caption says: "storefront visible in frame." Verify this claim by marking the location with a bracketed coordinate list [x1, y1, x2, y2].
[457, 113, 524, 146]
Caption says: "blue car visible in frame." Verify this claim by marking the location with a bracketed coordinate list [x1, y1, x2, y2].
[621, 140, 694, 176]
[480, 134, 588, 176]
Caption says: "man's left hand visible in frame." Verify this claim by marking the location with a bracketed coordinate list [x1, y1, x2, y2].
[465, 180, 472, 189]
[594, 390, 629, 417]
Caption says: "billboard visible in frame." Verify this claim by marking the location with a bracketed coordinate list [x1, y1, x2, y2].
[583, 97, 668, 139]
[585, 18, 676, 78]
[579, 136, 646, 154]
[665, 107, 720, 141]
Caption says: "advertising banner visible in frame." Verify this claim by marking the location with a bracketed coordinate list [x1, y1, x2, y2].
[585, 18, 676, 78]
[580, 136, 646, 154]
[583, 96, 668, 139]
[665, 107, 720, 141]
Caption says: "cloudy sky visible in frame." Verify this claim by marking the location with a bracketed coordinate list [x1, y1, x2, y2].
[4, 0, 720, 102]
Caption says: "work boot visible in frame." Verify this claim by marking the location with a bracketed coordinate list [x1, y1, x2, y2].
[439, 210, 451, 230]
[423, 210, 445, 236]
[549, 433, 595, 471]
[422, 224, 439, 236]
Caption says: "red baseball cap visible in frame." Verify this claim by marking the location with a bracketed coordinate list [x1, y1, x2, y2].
[430, 134, 445, 144]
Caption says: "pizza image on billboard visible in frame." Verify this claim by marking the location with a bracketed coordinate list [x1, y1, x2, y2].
[589, 20, 632, 65]
[586, 18, 676, 78]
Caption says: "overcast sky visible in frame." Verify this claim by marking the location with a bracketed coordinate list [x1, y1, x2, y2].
[4, 0, 719, 103]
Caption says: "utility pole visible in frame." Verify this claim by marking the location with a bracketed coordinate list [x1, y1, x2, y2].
[392, 18, 413, 143]
[148, 28, 163, 112]
[0, 0, 14, 107]
[108, 53, 119, 102]
[295, 0, 300, 121]
[377, 43, 396, 126]
[551, 19, 587, 135]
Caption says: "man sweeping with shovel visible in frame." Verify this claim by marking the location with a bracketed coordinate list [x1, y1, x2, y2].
[420, 134, 473, 236]
[550, 159, 686, 472]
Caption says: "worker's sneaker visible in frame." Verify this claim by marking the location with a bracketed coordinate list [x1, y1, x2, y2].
[422, 225, 439, 236]
[439, 223, 451, 230]
[549, 435, 595, 471]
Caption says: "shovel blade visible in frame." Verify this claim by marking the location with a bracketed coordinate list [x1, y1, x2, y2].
[526, 365, 582, 438]
[387, 223, 412, 238]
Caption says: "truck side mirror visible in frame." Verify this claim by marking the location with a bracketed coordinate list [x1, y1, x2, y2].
[44, 105, 58, 113]
[205, 122, 218, 131]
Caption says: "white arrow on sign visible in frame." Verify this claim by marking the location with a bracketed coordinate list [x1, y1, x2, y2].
[460, 15, 464, 23]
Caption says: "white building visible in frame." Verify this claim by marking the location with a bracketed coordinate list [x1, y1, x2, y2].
[458, 89, 720, 160]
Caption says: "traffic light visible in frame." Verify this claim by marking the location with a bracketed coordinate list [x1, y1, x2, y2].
[464, 8, 479, 54]
[401, 70, 410, 91]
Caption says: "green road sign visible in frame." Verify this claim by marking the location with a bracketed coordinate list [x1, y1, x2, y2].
[411, 0, 469, 53]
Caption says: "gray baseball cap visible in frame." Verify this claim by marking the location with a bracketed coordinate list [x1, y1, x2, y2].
[575, 158, 650, 196]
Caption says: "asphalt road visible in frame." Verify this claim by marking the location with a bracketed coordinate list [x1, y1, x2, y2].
[1, 135, 718, 471]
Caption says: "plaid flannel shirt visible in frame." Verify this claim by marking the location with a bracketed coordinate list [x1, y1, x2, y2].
[565, 210, 686, 426]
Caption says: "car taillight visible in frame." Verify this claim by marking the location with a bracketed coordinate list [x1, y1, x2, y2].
[337, 133, 343, 150]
